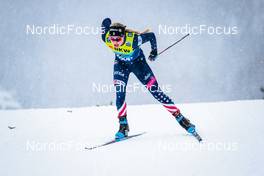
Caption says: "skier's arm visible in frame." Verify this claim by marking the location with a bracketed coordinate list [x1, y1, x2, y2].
[101, 18, 111, 42]
[137, 32, 157, 51]
[137, 32, 158, 61]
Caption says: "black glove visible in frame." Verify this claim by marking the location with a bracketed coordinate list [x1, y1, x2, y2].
[148, 49, 158, 61]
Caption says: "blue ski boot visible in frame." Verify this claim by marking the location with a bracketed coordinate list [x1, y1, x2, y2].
[174, 112, 202, 142]
[115, 116, 129, 141]
[174, 112, 196, 134]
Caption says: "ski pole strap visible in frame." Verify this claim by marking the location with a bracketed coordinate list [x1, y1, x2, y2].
[158, 33, 190, 56]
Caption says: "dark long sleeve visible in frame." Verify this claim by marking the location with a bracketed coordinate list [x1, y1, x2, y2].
[138, 32, 157, 50]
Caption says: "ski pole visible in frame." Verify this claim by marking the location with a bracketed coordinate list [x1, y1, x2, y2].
[158, 33, 190, 56]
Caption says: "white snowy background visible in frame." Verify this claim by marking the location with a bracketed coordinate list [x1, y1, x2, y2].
[1, 100, 264, 176]
[0, 0, 263, 108]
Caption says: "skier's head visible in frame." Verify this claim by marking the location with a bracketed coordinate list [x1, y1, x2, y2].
[109, 23, 126, 48]
[108, 22, 150, 48]
[109, 23, 126, 37]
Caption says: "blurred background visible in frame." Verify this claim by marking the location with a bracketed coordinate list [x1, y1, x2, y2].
[0, 0, 263, 109]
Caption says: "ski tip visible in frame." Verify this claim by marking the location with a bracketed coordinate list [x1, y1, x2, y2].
[85, 147, 94, 150]
[192, 131, 203, 142]
[8, 126, 16, 129]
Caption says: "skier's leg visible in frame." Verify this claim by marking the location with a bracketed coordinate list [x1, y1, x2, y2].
[113, 60, 130, 118]
[131, 57, 180, 115]
[132, 57, 196, 134]
[113, 60, 130, 139]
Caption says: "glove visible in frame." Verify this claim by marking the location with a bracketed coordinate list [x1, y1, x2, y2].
[102, 18, 111, 27]
[148, 49, 158, 61]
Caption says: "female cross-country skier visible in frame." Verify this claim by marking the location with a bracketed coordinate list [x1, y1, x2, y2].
[101, 18, 200, 141]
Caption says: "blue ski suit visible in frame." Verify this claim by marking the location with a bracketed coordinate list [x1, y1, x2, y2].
[101, 18, 180, 118]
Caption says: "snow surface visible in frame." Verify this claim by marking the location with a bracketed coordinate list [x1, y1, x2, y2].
[0, 100, 264, 176]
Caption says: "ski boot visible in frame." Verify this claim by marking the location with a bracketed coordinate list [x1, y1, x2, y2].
[174, 112, 202, 142]
[174, 112, 195, 133]
[115, 116, 130, 141]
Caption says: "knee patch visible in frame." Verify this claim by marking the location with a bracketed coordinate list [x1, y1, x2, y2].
[146, 76, 157, 90]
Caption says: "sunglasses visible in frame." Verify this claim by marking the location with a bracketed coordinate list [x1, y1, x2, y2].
[109, 36, 122, 42]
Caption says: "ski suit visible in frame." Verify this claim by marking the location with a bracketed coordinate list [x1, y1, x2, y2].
[101, 18, 180, 118]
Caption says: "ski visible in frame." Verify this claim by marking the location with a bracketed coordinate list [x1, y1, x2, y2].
[85, 132, 146, 150]
[192, 131, 203, 142]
